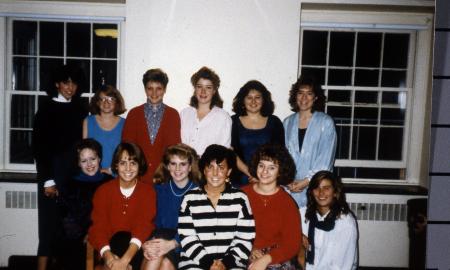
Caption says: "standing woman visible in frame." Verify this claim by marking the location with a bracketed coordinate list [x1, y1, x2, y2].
[243, 144, 301, 270]
[231, 80, 284, 186]
[178, 145, 255, 270]
[300, 171, 358, 270]
[83, 85, 126, 175]
[283, 75, 337, 207]
[32, 64, 88, 270]
[141, 143, 201, 270]
[88, 142, 156, 270]
[180, 66, 232, 155]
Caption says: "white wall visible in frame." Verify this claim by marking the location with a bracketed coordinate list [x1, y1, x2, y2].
[123, 0, 301, 118]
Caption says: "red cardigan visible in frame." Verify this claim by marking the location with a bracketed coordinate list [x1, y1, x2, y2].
[242, 184, 301, 264]
[88, 179, 156, 251]
[122, 104, 181, 184]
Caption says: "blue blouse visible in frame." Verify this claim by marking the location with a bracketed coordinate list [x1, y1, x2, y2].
[283, 111, 337, 207]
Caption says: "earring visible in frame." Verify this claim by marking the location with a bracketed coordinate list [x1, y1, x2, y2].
[225, 178, 230, 183]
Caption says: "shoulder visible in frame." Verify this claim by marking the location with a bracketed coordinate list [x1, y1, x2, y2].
[212, 106, 231, 117]
[180, 106, 195, 116]
[164, 105, 179, 115]
[278, 188, 299, 209]
[283, 112, 297, 124]
[96, 179, 118, 194]
[231, 114, 240, 121]
[128, 104, 145, 115]
[337, 212, 357, 228]
[313, 112, 334, 124]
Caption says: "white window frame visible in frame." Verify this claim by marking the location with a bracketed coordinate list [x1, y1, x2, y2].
[0, 1, 125, 173]
[299, 7, 433, 185]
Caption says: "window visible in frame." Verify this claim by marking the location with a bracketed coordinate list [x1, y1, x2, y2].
[5, 18, 120, 171]
[299, 7, 433, 184]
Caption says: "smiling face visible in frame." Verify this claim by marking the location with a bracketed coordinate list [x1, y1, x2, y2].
[256, 159, 279, 187]
[244, 89, 263, 115]
[167, 155, 191, 186]
[145, 81, 166, 105]
[296, 85, 317, 113]
[98, 92, 117, 114]
[204, 159, 231, 191]
[312, 178, 337, 215]
[78, 148, 100, 176]
[56, 79, 78, 100]
[194, 78, 215, 106]
[117, 151, 139, 185]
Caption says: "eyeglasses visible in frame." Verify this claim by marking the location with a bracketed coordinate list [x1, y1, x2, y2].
[99, 96, 116, 103]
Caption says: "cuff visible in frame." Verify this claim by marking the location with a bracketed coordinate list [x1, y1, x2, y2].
[222, 254, 236, 269]
[100, 245, 111, 257]
[130, 237, 142, 249]
[44, 180, 56, 187]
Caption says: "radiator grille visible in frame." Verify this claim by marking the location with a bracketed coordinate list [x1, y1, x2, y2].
[5, 191, 37, 209]
[349, 202, 407, 221]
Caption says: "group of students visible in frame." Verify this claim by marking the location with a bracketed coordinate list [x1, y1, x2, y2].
[32, 64, 357, 270]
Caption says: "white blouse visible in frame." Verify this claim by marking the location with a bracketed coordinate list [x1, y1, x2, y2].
[300, 207, 358, 270]
[180, 106, 232, 155]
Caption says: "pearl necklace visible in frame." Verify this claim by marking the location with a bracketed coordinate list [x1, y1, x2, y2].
[170, 180, 193, 197]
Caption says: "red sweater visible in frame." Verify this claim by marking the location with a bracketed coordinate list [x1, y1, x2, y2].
[242, 184, 301, 264]
[88, 179, 156, 251]
[122, 104, 181, 184]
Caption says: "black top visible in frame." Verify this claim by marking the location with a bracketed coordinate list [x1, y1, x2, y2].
[298, 128, 307, 152]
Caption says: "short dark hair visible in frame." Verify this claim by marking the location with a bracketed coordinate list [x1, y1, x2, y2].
[75, 138, 103, 162]
[189, 66, 223, 109]
[249, 144, 295, 186]
[305, 170, 350, 221]
[89, 85, 126, 115]
[111, 142, 148, 177]
[142, 68, 169, 88]
[232, 80, 275, 116]
[289, 74, 326, 112]
[199, 144, 236, 184]
[49, 64, 86, 98]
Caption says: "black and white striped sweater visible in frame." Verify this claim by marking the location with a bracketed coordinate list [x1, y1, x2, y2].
[178, 184, 255, 270]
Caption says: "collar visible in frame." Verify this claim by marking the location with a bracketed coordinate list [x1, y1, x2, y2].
[53, 93, 71, 103]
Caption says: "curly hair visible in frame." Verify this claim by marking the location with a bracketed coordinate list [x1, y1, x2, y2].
[142, 68, 169, 88]
[232, 80, 275, 117]
[288, 74, 326, 112]
[111, 142, 148, 177]
[199, 144, 237, 185]
[189, 66, 223, 109]
[89, 85, 126, 115]
[153, 143, 201, 185]
[305, 171, 350, 221]
[249, 144, 296, 186]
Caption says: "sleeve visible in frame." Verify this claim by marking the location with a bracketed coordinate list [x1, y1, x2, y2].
[32, 106, 54, 183]
[122, 108, 138, 143]
[271, 116, 286, 146]
[166, 109, 181, 146]
[178, 195, 209, 265]
[268, 197, 301, 264]
[331, 215, 358, 270]
[222, 194, 256, 269]
[306, 116, 337, 180]
[231, 115, 240, 151]
[131, 185, 156, 243]
[88, 185, 112, 251]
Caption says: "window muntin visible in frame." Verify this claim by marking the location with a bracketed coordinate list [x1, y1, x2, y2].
[8, 18, 119, 168]
[300, 28, 414, 181]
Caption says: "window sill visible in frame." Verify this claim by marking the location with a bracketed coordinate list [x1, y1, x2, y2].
[344, 183, 428, 196]
[0, 172, 36, 183]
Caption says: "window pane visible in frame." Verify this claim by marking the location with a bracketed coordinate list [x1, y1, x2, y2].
[302, 30, 327, 65]
[13, 21, 37, 55]
[352, 126, 376, 159]
[380, 108, 405, 125]
[382, 92, 406, 105]
[40, 22, 64, 56]
[335, 125, 350, 159]
[11, 95, 35, 128]
[381, 70, 406, 87]
[383, 33, 409, 68]
[356, 32, 382, 67]
[67, 23, 91, 57]
[10, 130, 34, 164]
[66, 59, 91, 93]
[327, 106, 351, 124]
[328, 90, 351, 103]
[355, 91, 378, 104]
[355, 69, 379, 86]
[335, 167, 404, 180]
[328, 69, 352, 86]
[93, 60, 117, 91]
[329, 32, 354, 67]
[300, 67, 325, 86]
[354, 107, 378, 125]
[379, 127, 403, 160]
[13, 57, 37, 91]
[40, 58, 64, 93]
[93, 24, 118, 58]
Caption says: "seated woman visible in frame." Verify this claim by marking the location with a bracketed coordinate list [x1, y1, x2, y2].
[178, 144, 255, 270]
[88, 142, 157, 270]
[300, 171, 358, 270]
[243, 144, 301, 270]
[141, 143, 201, 270]
[231, 80, 284, 186]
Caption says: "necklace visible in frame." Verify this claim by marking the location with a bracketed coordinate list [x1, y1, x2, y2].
[254, 185, 278, 207]
[170, 180, 193, 197]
